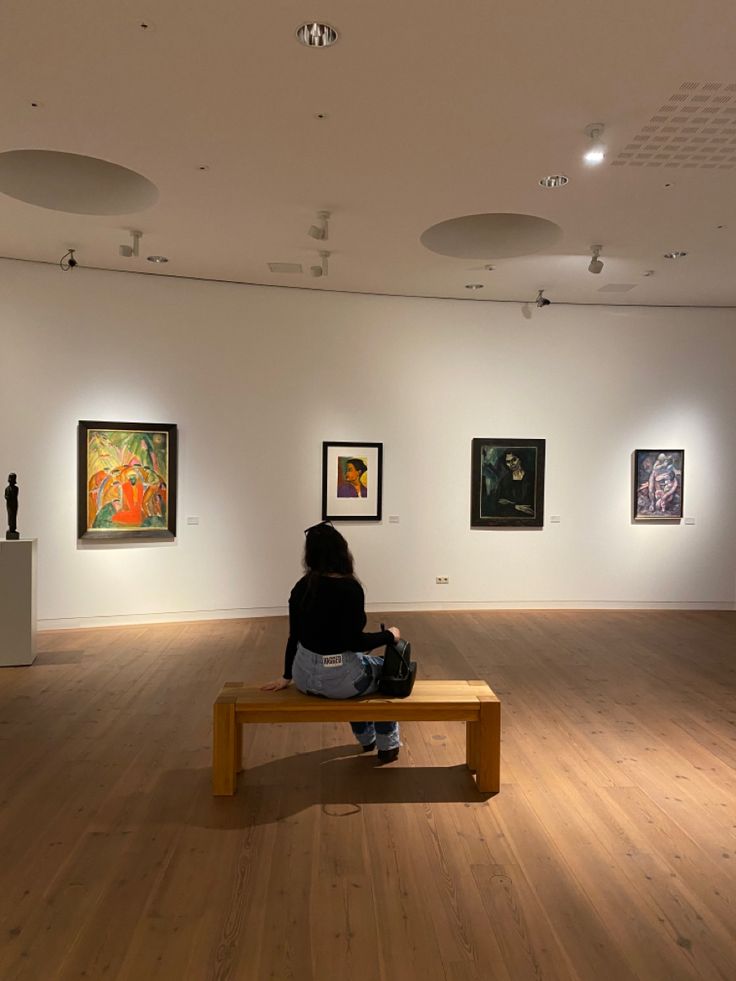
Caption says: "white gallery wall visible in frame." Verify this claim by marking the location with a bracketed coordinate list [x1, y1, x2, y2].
[1, 257, 735, 627]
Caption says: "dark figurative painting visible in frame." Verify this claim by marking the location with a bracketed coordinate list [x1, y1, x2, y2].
[633, 449, 684, 521]
[471, 438, 545, 528]
[322, 442, 382, 521]
[77, 421, 178, 541]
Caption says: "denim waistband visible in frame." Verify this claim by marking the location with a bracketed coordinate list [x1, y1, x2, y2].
[296, 642, 364, 663]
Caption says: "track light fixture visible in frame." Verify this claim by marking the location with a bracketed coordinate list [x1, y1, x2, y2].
[588, 244, 604, 274]
[59, 248, 78, 271]
[535, 289, 551, 308]
[308, 210, 330, 241]
[119, 230, 142, 258]
[310, 250, 330, 278]
[584, 123, 606, 165]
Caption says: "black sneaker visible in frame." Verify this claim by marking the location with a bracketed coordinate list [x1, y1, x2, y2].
[361, 741, 376, 753]
[377, 747, 400, 764]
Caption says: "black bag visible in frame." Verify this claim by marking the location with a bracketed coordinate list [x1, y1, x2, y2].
[378, 628, 417, 698]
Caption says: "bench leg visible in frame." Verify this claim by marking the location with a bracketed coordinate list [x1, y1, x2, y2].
[235, 720, 244, 773]
[466, 721, 480, 773]
[213, 698, 238, 795]
[476, 696, 500, 794]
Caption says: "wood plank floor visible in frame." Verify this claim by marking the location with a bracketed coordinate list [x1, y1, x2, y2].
[0, 610, 734, 981]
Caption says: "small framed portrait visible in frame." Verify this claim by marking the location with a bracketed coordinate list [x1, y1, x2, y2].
[78, 421, 178, 542]
[471, 438, 546, 528]
[322, 442, 383, 522]
[633, 449, 684, 521]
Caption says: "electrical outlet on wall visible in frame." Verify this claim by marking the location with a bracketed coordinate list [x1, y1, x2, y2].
[435, 576, 449, 584]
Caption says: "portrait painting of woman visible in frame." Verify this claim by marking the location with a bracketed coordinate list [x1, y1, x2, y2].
[322, 442, 382, 521]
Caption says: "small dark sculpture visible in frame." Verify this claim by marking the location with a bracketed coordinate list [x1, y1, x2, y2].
[5, 472, 19, 540]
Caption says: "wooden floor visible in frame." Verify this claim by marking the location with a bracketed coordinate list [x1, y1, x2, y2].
[0, 611, 734, 981]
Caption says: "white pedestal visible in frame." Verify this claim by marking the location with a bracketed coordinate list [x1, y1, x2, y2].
[0, 539, 37, 667]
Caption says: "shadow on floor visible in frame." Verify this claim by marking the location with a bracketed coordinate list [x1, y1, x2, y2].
[163, 744, 495, 828]
[33, 650, 89, 665]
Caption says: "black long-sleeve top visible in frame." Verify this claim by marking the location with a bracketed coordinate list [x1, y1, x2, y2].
[282, 574, 393, 679]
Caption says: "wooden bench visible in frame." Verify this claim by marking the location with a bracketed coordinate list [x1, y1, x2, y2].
[212, 679, 500, 796]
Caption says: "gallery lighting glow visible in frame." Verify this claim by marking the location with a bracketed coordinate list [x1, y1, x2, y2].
[539, 175, 568, 188]
[147, 255, 169, 263]
[296, 22, 338, 47]
[664, 251, 687, 259]
[583, 123, 606, 166]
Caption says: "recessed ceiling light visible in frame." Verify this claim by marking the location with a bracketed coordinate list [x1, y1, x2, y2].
[465, 284, 484, 290]
[663, 251, 687, 259]
[147, 255, 168, 263]
[584, 148, 605, 165]
[583, 123, 606, 165]
[539, 175, 569, 188]
[296, 22, 338, 47]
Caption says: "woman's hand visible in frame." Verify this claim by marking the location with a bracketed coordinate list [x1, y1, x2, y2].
[260, 678, 292, 691]
[387, 626, 401, 642]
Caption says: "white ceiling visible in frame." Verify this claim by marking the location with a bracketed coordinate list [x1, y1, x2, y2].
[1, 0, 736, 306]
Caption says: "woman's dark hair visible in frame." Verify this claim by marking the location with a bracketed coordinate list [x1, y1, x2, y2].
[345, 457, 367, 476]
[303, 522, 354, 576]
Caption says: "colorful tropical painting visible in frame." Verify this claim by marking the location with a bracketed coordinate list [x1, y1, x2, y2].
[78, 421, 178, 541]
[633, 449, 684, 520]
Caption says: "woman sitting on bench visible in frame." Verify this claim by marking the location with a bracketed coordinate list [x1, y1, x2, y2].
[262, 521, 402, 763]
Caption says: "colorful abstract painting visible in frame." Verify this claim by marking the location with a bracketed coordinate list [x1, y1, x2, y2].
[322, 442, 382, 521]
[633, 449, 684, 521]
[77, 421, 178, 541]
[471, 438, 546, 528]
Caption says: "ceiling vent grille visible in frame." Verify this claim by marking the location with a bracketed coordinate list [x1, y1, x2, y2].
[612, 82, 736, 168]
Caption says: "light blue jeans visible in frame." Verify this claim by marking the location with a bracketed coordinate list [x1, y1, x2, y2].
[292, 643, 400, 751]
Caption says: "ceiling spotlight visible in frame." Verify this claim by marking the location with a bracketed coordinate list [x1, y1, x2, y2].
[310, 250, 330, 278]
[584, 123, 606, 165]
[664, 251, 687, 259]
[535, 289, 551, 308]
[588, 244, 604, 274]
[539, 175, 569, 188]
[119, 229, 142, 258]
[59, 248, 78, 271]
[296, 22, 338, 47]
[147, 255, 169, 263]
[308, 210, 330, 241]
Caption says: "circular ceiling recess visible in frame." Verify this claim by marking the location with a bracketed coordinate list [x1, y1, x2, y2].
[0, 150, 158, 215]
[420, 213, 562, 259]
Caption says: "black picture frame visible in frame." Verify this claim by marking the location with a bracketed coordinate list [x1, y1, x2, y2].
[77, 420, 178, 542]
[322, 441, 383, 522]
[471, 438, 546, 528]
[633, 449, 684, 521]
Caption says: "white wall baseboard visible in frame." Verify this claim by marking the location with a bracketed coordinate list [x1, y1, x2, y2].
[38, 598, 735, 630]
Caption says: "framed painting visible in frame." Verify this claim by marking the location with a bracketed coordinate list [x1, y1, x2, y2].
[633, 449, 684, 521]
[322, 442, 383, 521]
[77, 421, 178, 541]
[471, 438, 545, 528]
